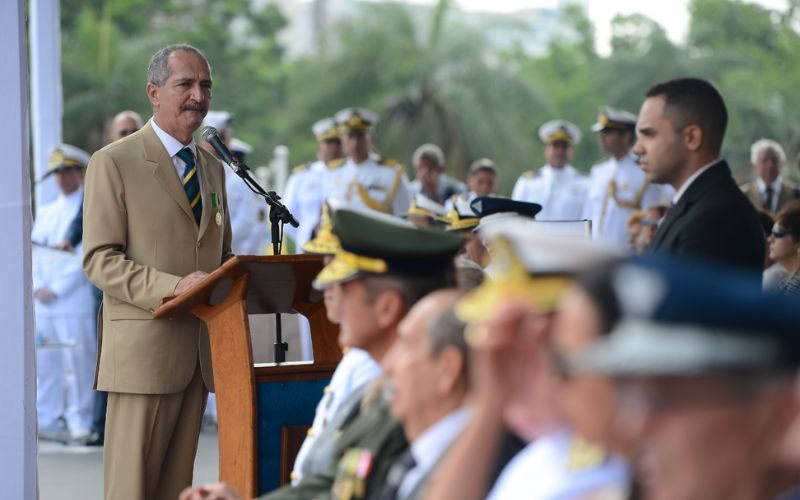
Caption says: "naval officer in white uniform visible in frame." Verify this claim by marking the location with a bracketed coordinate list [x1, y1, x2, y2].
[511, 120, 589, 221]
[582, 107, 672, 249]
[33, 144, 97, 440]
[328, 107, 411, 216]
[283, 117, 345, 252]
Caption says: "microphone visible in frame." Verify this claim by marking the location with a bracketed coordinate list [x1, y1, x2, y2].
[201, 126, 240, 169]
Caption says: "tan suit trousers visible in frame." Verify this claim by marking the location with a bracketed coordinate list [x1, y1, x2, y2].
[104, 360, 208, 500]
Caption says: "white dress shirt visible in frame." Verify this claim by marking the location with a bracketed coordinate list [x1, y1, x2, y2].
[397, 407, 471, 499]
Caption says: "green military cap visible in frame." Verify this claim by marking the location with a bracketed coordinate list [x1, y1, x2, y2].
[335, 107, 379, 134]
[313, 208, 464, 289]
[591, 106, 638, 133]
[456, 217, 620, 330]
[539, 120, 582, 145]
[41, 143, 91, 180]
[312, 117, 340, 142]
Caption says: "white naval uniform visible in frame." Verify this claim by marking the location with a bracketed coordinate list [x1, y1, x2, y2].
[32, 187, 97, 435]
[487, 429, 630, 500]
[291, 348, 382, 484]
[582, 153, 672, 249]
[225, 168, 269, 255]
[511, 165, 589, 221]
[328, 156, 411, 216]
[283, 160, 327, 251]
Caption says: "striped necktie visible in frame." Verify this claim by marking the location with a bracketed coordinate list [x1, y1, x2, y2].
[177, 147, 202, 225]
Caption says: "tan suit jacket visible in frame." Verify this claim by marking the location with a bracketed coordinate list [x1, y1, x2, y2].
[741, 178, 800, 214]
[83, 120, 233, 394]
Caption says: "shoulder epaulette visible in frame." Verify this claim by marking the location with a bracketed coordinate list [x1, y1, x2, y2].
[291, 163, 309, 174]
[593, 156, 610, 165]
[326, 158, 346, 170]
[378, 157, 405, 171]
[521, 170, 536, 179]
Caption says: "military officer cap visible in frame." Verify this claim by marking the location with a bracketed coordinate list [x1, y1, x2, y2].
[470, 196, 542, 229]
[468, 158, 498, 175]
[539, 119, 582, 145]
[312, 117, 340, 142]
[590, 106, 638, 133]
[404, 194, 448, 221]
[302, 202, 341, 256]
[456, 217, 620, 325]
[440, 198, 480, 233]
[313, 207, 463, 289]
[42, 143, 91, 180]
[203, 110, 233, 131]
[335, 107, 379, 134]
[569, 256, 800, 376]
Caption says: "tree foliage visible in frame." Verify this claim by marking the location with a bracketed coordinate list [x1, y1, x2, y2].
[59, 0, 800, 194]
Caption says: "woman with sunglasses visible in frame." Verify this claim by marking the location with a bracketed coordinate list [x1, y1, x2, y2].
[769, 200, 800, 296]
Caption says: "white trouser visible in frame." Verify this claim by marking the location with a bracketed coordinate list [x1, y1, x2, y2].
[36, 314, 97, 435]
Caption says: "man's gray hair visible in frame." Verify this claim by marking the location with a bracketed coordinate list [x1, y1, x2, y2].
[427, 307, 469, 368]
[147, 44, 209, 86]
[751, 138, 786, 165]
[412, 143, 446, 168]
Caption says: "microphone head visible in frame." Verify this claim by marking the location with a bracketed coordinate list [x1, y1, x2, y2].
[202, 126, 218, 142]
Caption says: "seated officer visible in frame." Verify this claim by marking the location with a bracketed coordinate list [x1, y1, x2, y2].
[289, 203, 382, 485]
[328, 108, 411, 216]
[512, 120, 589, 221]
[444, 158, 498, 212]
[568, 257, 800, 500]
[180, 207, 462, 500]
[425, 220, 624, 500]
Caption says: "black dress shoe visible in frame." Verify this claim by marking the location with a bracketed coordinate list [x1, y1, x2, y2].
[84, 431, 104, 446]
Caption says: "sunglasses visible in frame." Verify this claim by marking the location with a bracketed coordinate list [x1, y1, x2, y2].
[117, 128, 139, 137]
[771, 228, 789, 238]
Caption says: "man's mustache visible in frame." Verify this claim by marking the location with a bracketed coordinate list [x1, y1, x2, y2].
[182, 102, 207, 112]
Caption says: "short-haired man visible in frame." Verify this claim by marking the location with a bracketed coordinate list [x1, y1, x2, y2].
[410, 143, 466, 205]
[284, 117, 344, 251]
[83, 44, 233, 500]
[108, 110, 143, 142]
[569, 257, 800, 500]
[740, 138, 800, 214]
[583, 107, 671, 248]
[512, 120, 589, 221]
[444, 158, 499, 212]
[636, 77, 765, 270]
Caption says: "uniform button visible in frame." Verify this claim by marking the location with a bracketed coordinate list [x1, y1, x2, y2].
[323, 386, 331, 394]
[307, 428, 315, 437]
[290, 471, 298, 481]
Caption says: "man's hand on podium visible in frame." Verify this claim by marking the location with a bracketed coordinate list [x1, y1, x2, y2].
[175, 271, 210, 296]
[178, 482, 242, 500]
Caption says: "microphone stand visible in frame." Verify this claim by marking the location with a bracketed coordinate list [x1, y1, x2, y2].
[223, 158, 298, 364]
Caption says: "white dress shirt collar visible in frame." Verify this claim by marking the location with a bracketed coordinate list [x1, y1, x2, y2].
[672, 158, 722, 204]
[756, 175, 783, 195]
[151, 118, 197, 159]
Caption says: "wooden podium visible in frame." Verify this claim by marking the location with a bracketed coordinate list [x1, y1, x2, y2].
[153, 255, 342, 499]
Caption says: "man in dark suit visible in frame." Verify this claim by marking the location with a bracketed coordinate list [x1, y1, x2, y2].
[635, 77, 765, 270]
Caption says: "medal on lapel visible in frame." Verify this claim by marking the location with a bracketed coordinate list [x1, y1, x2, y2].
[212, 193, 222, 226]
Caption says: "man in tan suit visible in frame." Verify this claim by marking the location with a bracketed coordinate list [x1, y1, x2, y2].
[83, 44, 233, 500]
[740, 138, 800, 214]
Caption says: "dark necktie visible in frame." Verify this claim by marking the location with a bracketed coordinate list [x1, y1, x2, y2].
[765, 186, 775, 212]
[177, 148, 202, 225]
[377, 451, 417, 500]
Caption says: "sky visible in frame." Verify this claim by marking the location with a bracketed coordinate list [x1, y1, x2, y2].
[407, 0, 790, 54]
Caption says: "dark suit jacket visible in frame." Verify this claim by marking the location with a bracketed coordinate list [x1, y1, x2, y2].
[650, 161, 765, 271]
